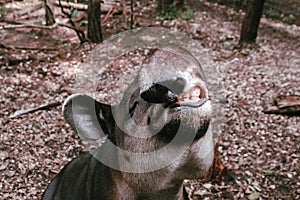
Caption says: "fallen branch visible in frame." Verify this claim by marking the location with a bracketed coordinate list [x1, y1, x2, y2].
[15, 3, 44, 16]
[54, 0, 116, 13]
[0, 21, 75, 32]
[0, 42, 10, 49]
[9, 101, 61, 119]
[15, 46, 58, 51]
[54, 0, 88, 11]
[0, 23, 58, 30]
[0, 21, 80, 44]
[57, 22, 78, 31]
[263, 95, 300, 116]
[0, 43, 58, 51]
[0, 19, 23, 25]
[0, 56, 34, 66]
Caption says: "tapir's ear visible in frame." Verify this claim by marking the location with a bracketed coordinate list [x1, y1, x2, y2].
[62, 94, 115, 140]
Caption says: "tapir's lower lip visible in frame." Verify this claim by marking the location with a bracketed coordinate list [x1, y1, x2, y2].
[170, 98, 208, 108]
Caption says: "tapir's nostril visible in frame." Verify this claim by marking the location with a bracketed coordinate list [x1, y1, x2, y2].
[141, 84, 177, 104]
[140, 78, 186, 104]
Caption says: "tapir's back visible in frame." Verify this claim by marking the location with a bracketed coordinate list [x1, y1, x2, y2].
[43, 152, 112, 200]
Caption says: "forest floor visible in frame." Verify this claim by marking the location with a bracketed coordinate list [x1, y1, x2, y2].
[0, 0, 299, 199]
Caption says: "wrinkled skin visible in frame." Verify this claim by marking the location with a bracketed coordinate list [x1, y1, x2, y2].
[43, 47, 214, 200]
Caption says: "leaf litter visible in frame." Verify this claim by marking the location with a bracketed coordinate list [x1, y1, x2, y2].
[0, 0, 299, 199]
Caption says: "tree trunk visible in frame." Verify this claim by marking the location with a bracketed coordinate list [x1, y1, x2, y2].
[174, 0, 184, 10]
[239, 0, 265, 44]
[157, 0, 174, 14]
[88, 0, 103, 43]
[157, 0, 185, 14]
[130, 0, 134, 29]
[45, 0, 55, 26]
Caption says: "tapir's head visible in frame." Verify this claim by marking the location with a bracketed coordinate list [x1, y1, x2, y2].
[116, 48, 212, 143]
[63, 47, 212, 148]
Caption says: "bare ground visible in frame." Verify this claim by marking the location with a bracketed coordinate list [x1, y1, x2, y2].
[0, 0, 299, 199]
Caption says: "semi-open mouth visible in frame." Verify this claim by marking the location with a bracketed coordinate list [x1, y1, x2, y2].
[140, 82, 208, 108]
[171, 85, 208, 108]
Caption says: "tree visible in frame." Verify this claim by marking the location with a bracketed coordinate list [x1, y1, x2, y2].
[88, 0, 103, 43]
[45, 0, 55, 25]
[157, 0, 184, 15]
[239, 0, 265, 45]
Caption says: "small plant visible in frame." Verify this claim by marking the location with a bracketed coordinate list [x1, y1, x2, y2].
[70, 8, 79, 18]
[264, 8, 281, 20]
[180, 8, 194, 20]
[0, 6, 12, 18]
[246, 178, 261, 200]
[232, 0, 247, 9]
[282, 14, 296, 24]
[164, 6, 194, 21]
[164, 5, 177, 20]
[264, 8, 296, 25]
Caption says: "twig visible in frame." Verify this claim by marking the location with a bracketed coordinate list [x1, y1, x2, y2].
[9, 101, 62, 119]
[102, 6, 123, 25]
[102, 7, 114, 24]
[58, 0, 86, 43]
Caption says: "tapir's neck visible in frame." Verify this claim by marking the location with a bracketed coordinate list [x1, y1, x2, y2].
[113, 126, 214, 196]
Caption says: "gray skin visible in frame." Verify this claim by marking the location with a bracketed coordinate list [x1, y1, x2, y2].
[43, 48, 214, 200]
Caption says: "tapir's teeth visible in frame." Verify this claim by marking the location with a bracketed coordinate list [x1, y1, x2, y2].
[177, 86, 202, 103]
[191, 87, 201, 97]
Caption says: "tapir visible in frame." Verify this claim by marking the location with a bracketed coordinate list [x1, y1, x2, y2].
[43, 47, 215, 200]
